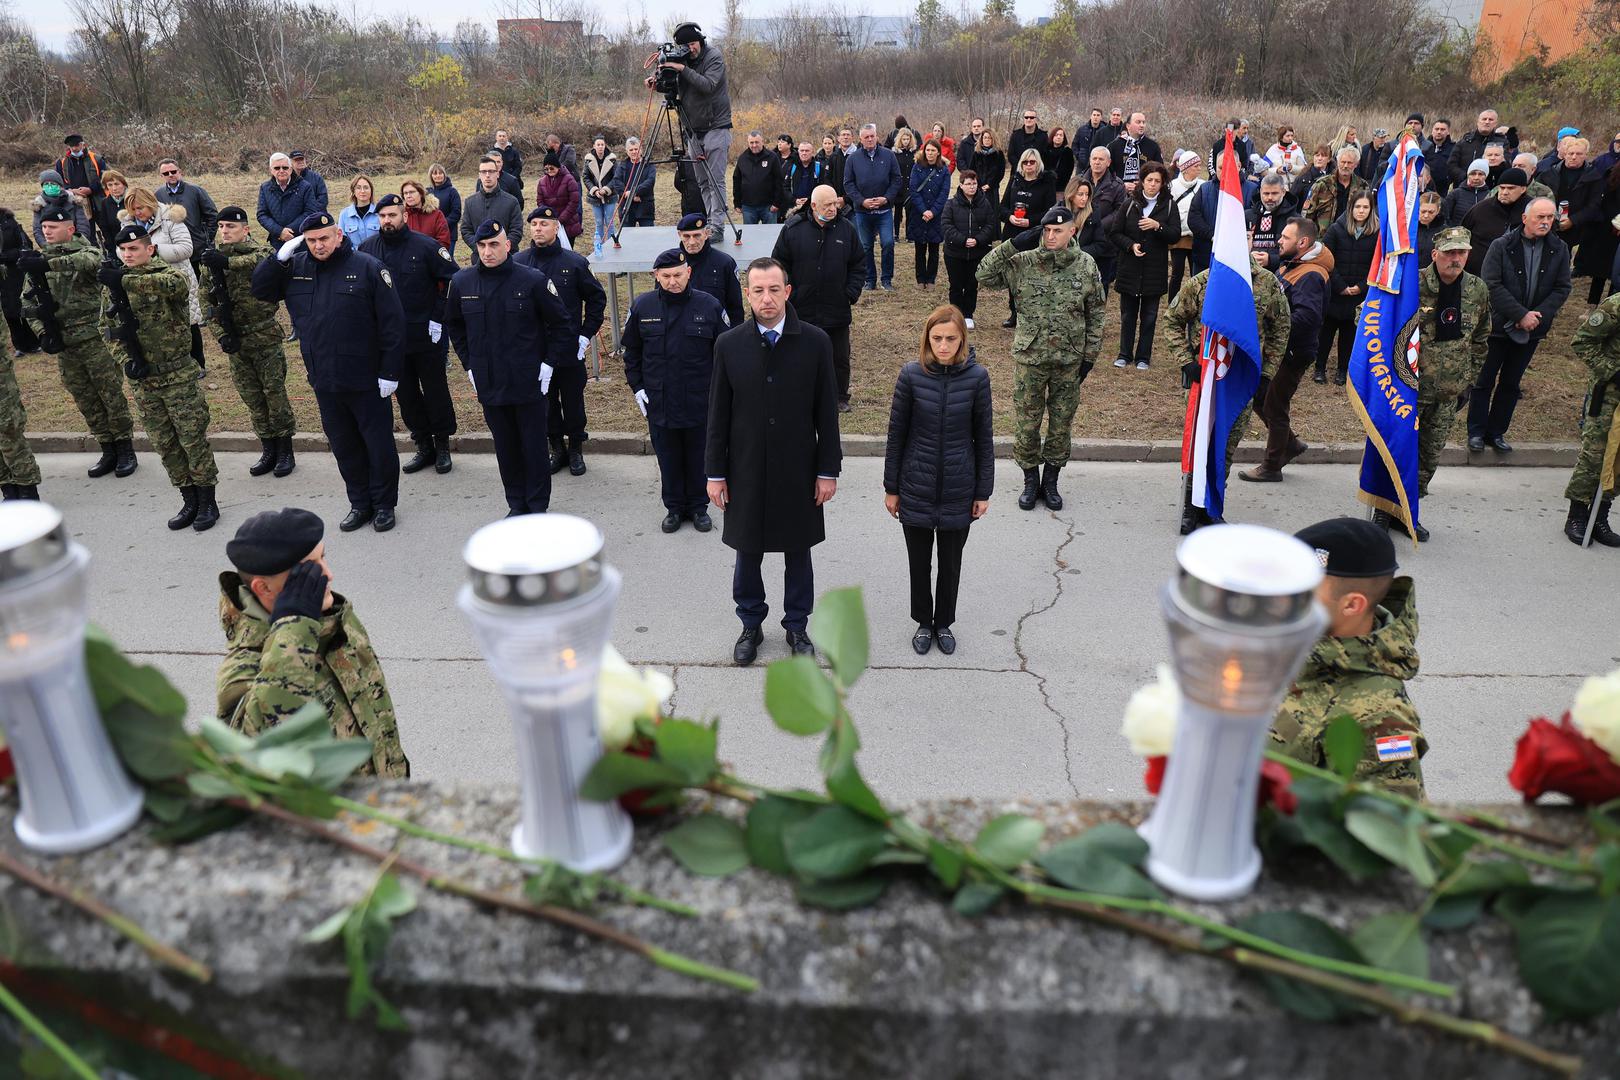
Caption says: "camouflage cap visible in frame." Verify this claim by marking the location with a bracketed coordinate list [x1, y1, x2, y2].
[1433, 226, 1472, 252]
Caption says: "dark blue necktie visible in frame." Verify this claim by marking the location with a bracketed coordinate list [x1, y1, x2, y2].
[763, 329, 779, 347]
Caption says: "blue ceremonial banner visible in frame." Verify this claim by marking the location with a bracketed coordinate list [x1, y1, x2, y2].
[1346, 134, 1425, 534]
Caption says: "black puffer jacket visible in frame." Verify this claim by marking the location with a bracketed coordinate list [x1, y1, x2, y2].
[883, 350, 995, 530]
[1000, 170, 1058, 240]
[1321, 214, 1379, 321]
[1108, 191, 1181, 297]
[768, 205, 866, 328]
[941, 188, 999, 259]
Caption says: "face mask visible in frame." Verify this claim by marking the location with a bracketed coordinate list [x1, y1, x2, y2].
[816, 210, 834, 223]
[41, 183, 61, 198]
[70, 148, 85, 158]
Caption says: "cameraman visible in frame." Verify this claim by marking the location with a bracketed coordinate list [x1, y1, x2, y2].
[647, 22, 732, 242]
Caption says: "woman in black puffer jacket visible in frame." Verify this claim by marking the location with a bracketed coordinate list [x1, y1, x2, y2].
[1317, 191, 1378, 384]
[1107, 161, 1180, 369]
[941, 170, 999, 326]
[883, 305, 994, 657]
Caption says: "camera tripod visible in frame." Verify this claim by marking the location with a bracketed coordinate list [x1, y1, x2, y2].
[608, 93, 742, 248]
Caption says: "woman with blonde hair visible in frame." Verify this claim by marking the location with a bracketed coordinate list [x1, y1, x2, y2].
[892, 127, 918, 239]
[120, 184, 204, 370]
[338, 175, 380, 247]
[882, 304, 993, 656]
[400, 179, 450, 247]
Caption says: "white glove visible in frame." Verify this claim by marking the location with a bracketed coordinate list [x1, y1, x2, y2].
[577, 334, 590, 361]
[634, 388, 649, 417]
[378, 378, 398, 397]
[539, 363, 553, 394]
[467, 370, 475, 390]
[428, 320, 442, 344]
[277, 234, 305, 263]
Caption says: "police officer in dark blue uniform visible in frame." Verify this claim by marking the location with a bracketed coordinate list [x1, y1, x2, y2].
[675, 212, 745, 326]
[252, 211, 405, 532]
[361, 194, 459, 477]
[622, 248, 728, 533]
[444, 219, 574, 516]
[515, 205, 607, 477]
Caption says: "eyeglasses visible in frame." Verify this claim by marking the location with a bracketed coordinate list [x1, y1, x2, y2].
[160, 169, 179, 177]
[1023, 116, 1036, 121]
[271, 166, 290, 172]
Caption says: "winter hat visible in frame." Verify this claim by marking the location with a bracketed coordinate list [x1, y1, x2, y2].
[1174, 149, 1201, 171]
[543, 150, 561, 169]
[1498, 167, 1529, 187]
[1466, 158, 1488, 175]
[38, 169, 63, 186]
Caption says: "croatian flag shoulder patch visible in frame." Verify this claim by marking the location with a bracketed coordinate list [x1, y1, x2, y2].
[1375, 734, 1417, 762]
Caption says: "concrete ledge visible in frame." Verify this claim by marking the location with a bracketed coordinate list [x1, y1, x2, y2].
[2, 787, 1612, 1078]
[25, 431, 1580, 467]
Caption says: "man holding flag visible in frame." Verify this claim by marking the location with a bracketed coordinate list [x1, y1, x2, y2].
[1564, 292, 1620, 548]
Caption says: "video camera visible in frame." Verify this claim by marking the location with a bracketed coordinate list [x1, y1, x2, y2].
[651, 41, 686, 102]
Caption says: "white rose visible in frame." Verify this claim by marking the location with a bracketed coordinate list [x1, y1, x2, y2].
[1120, 664, 1181, 757]
[596, 645, 675, 752]
[1571, 668, 1620, 763]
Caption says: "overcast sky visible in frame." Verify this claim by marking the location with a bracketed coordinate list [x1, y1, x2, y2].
[27, 0, 1058, 51]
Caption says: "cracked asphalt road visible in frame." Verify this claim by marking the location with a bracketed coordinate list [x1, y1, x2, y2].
[46, 450, 1615, 806]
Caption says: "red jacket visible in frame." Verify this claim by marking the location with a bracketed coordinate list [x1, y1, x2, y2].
[406, 206, 450, 248]
[536, 170, 582, 240]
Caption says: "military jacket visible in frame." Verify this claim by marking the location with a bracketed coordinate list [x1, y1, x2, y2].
[101, 260, 193, 376]
[1573, 294, 1620, 391]
[1162, 268, 1291, 378]
[1303, 174, 1371, 232]
[1271, 577, 1426, 800]
[204, 239, 282, 343]
[975, 240, 1104, 365]
[1399, 264, 1490, 401]
[216, 572, 409, 778]
[37, 236, 105, 344]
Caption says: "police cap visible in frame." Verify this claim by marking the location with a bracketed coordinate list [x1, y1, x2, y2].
[527, 206, 557, 222]
[1294, 518, 1398, 578]
[216, 206, 249, 224]
[38, 207, 73, 224]
[1433, 226, 1472, 252]
[227, 508, 325, 576]
[375, 193, 402, 210]
[1041, 206, 1075, 227]
[300, 212, 335, 234]
[474, 219, 505, 241]
[677, 212, 707, 232]
[112, 223, 150, 247]
[652, 248, 687, 270]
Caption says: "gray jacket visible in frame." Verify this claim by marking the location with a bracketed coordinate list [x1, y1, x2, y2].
[156, 181, 220, 251]
[676, 43, 731, 134]
[460, 185, 523, 250]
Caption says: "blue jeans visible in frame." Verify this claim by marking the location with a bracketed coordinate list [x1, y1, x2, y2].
[590, 200, 617, 246]
[741, 205, 772, 225]
[854, 209, 895, 286]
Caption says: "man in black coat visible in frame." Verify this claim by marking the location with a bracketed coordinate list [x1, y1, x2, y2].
[769, 186, 865, 411]
[624, 249, 728, 534]
[1450, 109, 1518, 188]
[444, 219, 574, 516]
[1108, 113, 1163, 195]
[1422, 119, 1457, 197]
[1534, 136, 1603, 252]
[1470, 199, 1572, 453]
[1008, 110, 1051, 173]
[517, 206, 607, 477]
[674, 212, 745, 325]
[251, 212, 405, 532]
[1357, 129, 1394, 185]
[361, 195, 458, 477]
[706, 257, 842, 665]
[1460, 168, 1531, 276]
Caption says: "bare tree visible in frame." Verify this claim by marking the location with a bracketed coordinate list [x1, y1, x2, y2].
[71, 0, 174, 117]
[0, 5, 63, 124]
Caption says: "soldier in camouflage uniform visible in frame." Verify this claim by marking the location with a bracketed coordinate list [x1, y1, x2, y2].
[1562, 292, 1620, 548]
[217, 507, 410, 777]
[976, 205, 1105, 512]
[0, 346, 41, 500]
[200, 206, 296, 478]
[14, 208, 137, 479]
[102, 223, 220, 531]
[1271, 517, 1426, 800]
[1302, 148, 1370, 235]
[1162, 265, 1291, 533]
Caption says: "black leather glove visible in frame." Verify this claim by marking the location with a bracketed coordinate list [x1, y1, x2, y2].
[0, 250, 21, 267]
[97, 264, 126, 287]
[201, 247, 230, 272]
[271, 560, 329, 623]
[1180, 361, 1201, 389]
[1456, 387, 1472, 411]
[1077, 359, 1096, 385]
[123, 356, 150, 380]
[16, 251, 46, 274]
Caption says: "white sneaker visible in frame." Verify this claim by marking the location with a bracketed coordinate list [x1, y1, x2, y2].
[1113, 357, 1129, 368]
[1135, 361, 1150, 371]
[964, 317, 975, 330]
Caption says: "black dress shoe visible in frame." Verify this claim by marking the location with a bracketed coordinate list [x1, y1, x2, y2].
[912, 624, 933, 655]
[339, 507, 374, 532]
[786, 629, 815, 657]
[373, 508, 396, 532]
[1467, 436, 1485, 453]
[1312, 369, 1326, 385]
[1001, 316, 1017, 329]
[661, 511, 682, 533]
[733, 625, 764, 665]
[691, 510, 713, 532]
[1489, 437, 1513, 453]
[934, 626, 956, 655]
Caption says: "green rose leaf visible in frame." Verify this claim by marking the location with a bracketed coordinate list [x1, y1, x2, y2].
[1439, 859, 1530, 897]
[198, 716, 256, 757]
[663, 814, 750, 877]
[186, 771, 246, 800]
[744, 795, 819, 876]
[1595, 844, 1620, 898]
[974, 814, 1046, 870]
[1233, 911, 1368, 1022]
[1422, 893, 1485, 932]
[1037, 829, 1163, 900]
[796, 876, 888, 910]
[578, 751, 691, 801]
[809, 587, 869, 689]
[142, 788, 190, 823]
[783, 804, 890, 881]
[654, 718, 719, 784]
[1503, 888, 1620, 1020]
[951, 882, 1006, 917]
[306, 741, 378, 792]
[86, 633, 187, 719]
[253, 703, 332, 748]
[1321, 714, 1364, 781]
[149, 805, 247, 845]
[245, 745, 316, 781]
[764, 655, 839, 736]
[524, 864, 603, 911]
[1265, 775, 1390, 880]
[101, 700, 193, 782]
[927, 839, 963, 890]
[271, 781, 340, 820]
[1351, 913, 1430, 984]
[818, 717, 887, 822]
[1345, 802, 1435, 887]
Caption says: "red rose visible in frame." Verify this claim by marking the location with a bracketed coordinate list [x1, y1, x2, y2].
[618, 734, 672, 818]
[1142, 754, 1296, 815]
[1508, 713, 1620, 805]
[1144, 755, 1167, 794]
[0, 746, 12, 785]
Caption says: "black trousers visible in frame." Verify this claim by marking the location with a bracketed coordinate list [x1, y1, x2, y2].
[316, 388, 400, 511]
[1117, 292, 1161, 365]
[943, 253, 981, 318]
[903, 525, 969, 629]
[733, 548, 814, 632]
[1168, 247, 1192, 302]
[649, 423, 706, 513]
[822, 323, 851, 402]
[395, 344, 457, 444]
[483, 400, 551, 513]
[1315, 315, 1356, 376]
[1468, 336, 1540, 441]
[2, 272, 39, 353]
[546, 363, 588, 442]
[914, 241, 940, 284]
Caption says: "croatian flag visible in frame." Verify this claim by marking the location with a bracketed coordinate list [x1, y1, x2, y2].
[1181, 130, 1262, 520]
[1348, 133, 1426, 536]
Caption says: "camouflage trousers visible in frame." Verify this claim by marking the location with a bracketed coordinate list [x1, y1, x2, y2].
[1012, 357, 1082, 469]
[1417, 397, 1456, 496]
[1564, 382, 1620, 503]
[0, 357, 41, 486]
[1223, 402, 1260, 488]
[229, 336, 296, 440]
[132, 367, 218, 488]
[59, 337, 134, 443]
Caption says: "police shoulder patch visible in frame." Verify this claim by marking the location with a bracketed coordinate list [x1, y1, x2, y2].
[379, 268, 394, 288]
[1591, 311, 1607, 326]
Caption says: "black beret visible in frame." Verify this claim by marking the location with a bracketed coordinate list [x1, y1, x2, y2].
[300, 212, 334, 233]
[375, 193, 402, 210]
[677, 212, 707, 232]
[652, 248, 687, 269]
[38, 207, 73, 223]
[1295, 517, 1398, 578]
[1498, 167, 1529, 187]
[527, 205, 557, 222]
[112, 223, 150, 247]
[1041, 206, 1075, 226]
[216, 205, 248, 223]
[474, 218, 505, 241]
[226, 508, 324, 575]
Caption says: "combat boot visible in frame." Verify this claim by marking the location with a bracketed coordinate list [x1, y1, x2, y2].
[568, 436, 587, 476]
[249, 438, 277, 476]
[168, 486, 199, 531]
[87, 442, 118, 478]
[1373, 508, 1428, 543]
[113, 438, 138, 477]
[1017, 468, 1040, 511]
[1040, 464, 1063, 511]
[273, 436, 296, 477]
[1594, 499, 1620, 548]
[434, 435, 452, 474]
[1566, 501, 1590, 545]
[191, 485, 220, 531]
[549, 435, 568, 475]
[401, 439, 434, 474]
[14, 485, 39, 500]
